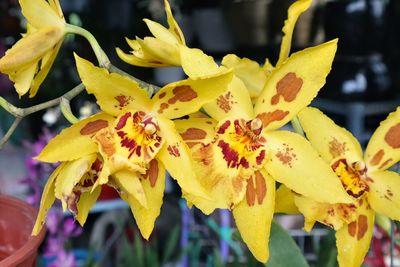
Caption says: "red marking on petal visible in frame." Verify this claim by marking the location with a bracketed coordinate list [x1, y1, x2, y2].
[329, 138, 346, 158]
[357, 215, 368, 240]
[168, 85, 198, 105]
[271, 72, 303, 105]
[348, 221, 357, 237]
[167, 145, 180, 157]
[385, 123, 400, 148]
[275, 145, 296, 167]
[246, 177, 256, 206]
[256, 150, 266, 165]
[255, 171, 266, 205]
[256, 110, 289, 128]
[217, 120, 231, 134]
[158, 92, 166, 99]
[158, 103, 170, 114]
[80, 120, 109, 135]
[115, 95, 133, 109]
[379, 158, 392, 169]
[370, 149, 384, 166]
[239, 157, 249, 169]
[115, 112, 131, 130]
[180, 128, 207, 141]
[146, 160, 159, 187]
[216, 92, 232, 113]
[218, 140, 239, 168]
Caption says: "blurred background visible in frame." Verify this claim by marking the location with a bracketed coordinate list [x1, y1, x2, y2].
[0, 0, 399, 266]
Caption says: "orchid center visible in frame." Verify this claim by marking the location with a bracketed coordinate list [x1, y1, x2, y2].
[331, 159, 369, 199]
[215, 118, 267, 171]
[95, 111, 163, 168]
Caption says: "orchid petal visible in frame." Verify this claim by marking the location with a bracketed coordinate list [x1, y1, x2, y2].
[264, 130, 353, 204]
[76, 186, 101, 226]
[276, 0, 312, 67]
[121, 159, 166, 239]
[164, 0, 185, 44]
[336, 201, 374, 267]
[175, 117, 217, 149]
[254, 40, 337, 130]
[151, 69, 233, 119]
[11, 63, 37, 97]
[0, 27, 63, 72]
[19, 0, 64, 29]
[203, 76, 254, 121]
[368, 170, 400, 221]
[75, 54, 151, 116]
[143, 19, 180, 45]
[365, 107, 400, 171]
[113, 170, 148, 208]
[232, 170, 275, 263]
[32, 164, 63, 235]
[29, 41, 63, 97]
[298, 107, 363, 164]
[275, 185, 299, 214]
[54, 154, 97, 210]
[156, 116, 209, 198]
[116, 47, 168, 67]
[137, 37, 180, 66]
[222, 54, 267, 99]
[36, 113, 114, 163]
[179, 46, 220, 78]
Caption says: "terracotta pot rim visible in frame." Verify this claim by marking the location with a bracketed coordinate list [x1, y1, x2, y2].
[0, 195, 46, 266]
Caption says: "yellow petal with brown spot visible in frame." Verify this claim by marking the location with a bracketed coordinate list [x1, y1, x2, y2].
[156, 116, 209, 199]
[254, 40, 337, 131]
[264, 130, 353, 204]
[203, 76, 254, 121]
[151, 69, 233, 119]
[367, 170, 400, 221]
[121, 160, 166, 239]
[233, 170, 275, 263]
[365, 107, 400, 171]
[175, 117, 217, 149]
[298, 107, 363, 164]
[336, 200, 374, 267]
[36, 113, 114, 163]
[75, 54, 152, 116]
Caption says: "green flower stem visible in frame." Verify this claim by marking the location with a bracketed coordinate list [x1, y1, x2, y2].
[66, 24, 159, 95]
[65, 24, 111, 68]
[291, 116, 305, 137]
[0, 117, 22, 149]
[108, 64, 160, 96]
[60, 98, 79, 124]
[0, 83, 84, 149]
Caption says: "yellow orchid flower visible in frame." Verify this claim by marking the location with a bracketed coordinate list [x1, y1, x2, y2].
[0, 0, 65, 97]
[175, 39, 354, 263]
[278, 106, 400, 267]
[34, 54, 233, 238]
[116, 0, 184, 67]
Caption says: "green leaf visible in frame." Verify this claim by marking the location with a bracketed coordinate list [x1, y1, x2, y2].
[265, 221, 309, 267]
[161, 225, 180, 264]
[316, 229, 338, 267]
[134, 233, 144, 267]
